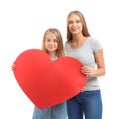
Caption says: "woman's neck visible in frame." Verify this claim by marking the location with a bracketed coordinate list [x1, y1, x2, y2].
[71, 34, 87, 48]
[72, 34, 84, 42]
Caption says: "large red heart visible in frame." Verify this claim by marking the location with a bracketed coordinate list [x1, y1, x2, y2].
[13, 49, 86, 109]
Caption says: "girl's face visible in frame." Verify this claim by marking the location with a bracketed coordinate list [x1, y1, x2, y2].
[68, 14, 82, 35]
[44, 33, 58, 53]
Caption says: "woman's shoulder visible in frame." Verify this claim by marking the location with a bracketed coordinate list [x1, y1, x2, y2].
[64, 41, 71, 52]
[88, 37, 102, 51]
[65, 41, 70, 44]
[65, 41, 70, 47]
[88, 37, 101, 45]
[88, 36, 97, 41]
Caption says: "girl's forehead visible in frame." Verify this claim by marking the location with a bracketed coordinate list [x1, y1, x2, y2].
[45, 33, 56, 39]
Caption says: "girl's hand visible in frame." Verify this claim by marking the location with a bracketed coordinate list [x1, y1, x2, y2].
[11, 64, 15, 70]
[81, 66, 95, 77]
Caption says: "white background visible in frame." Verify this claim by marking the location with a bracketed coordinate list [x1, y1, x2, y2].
[0, 0, 120, 118]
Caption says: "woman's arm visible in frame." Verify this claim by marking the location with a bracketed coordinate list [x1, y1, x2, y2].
[81, 49, 106, 77]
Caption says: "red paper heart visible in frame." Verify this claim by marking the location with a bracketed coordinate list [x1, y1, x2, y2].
[13, 49, 86, 109]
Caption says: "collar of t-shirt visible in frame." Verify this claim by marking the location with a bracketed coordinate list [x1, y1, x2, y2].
[51, 56, 58, 61]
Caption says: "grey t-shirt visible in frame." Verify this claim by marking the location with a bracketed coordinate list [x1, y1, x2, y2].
[64, 37, 102, 91]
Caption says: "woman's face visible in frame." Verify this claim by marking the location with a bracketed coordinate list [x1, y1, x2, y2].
[44, 33, 58, 53]
[68, 14, 83, 35]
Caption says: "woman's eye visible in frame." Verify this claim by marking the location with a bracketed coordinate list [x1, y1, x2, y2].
[68, 20, 80, 24]
[69, 21, 73, 24]
[76, 20, 80, 23]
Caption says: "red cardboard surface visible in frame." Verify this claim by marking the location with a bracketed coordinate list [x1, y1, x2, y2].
[13, 49, 86, 109]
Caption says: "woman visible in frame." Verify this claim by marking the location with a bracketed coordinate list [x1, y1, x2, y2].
[65, 10, 106, 119]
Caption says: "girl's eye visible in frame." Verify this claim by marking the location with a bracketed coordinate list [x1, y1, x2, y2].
[53, 39, 58, 43]
[47, 39, 50, 42]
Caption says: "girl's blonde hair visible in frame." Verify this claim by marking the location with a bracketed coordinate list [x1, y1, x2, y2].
[66, 10, 90, 42]
[42, 28, 64, 57]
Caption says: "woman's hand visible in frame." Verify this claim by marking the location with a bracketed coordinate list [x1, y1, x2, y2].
[81, 66, 95, 77]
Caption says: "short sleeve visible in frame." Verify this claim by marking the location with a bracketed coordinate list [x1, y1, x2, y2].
[64, 41, 70, 55]
[91, 38, 102, 53]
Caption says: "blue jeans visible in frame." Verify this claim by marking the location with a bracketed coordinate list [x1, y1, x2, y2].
[32, 102, 67, 119]
[67, 90, 102, 119]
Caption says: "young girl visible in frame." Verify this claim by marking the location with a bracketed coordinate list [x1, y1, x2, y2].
[32, 28, 67, 119]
